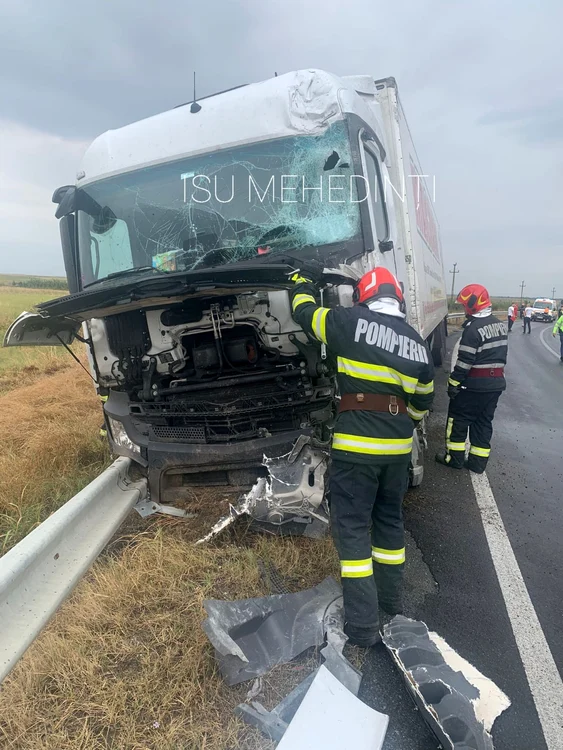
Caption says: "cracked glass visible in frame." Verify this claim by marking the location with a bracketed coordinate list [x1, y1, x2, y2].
[76, 121, 362, 286]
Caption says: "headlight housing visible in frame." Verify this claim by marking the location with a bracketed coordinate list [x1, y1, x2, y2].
[108, 417, 140, 455]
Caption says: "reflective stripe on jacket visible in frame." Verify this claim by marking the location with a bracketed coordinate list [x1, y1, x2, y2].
[291, 280, 435, 463]
[449, 314, 508, 392]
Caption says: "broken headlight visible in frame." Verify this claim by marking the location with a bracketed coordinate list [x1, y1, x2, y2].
[108, 417, 140, 455]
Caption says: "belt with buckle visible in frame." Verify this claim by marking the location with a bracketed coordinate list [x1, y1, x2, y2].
[467, 367, 504, 378]
[338, 393, 407, 415]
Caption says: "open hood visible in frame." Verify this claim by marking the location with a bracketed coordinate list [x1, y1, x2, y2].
[3, 312, 80, 348]
[36, 263, 297, 318]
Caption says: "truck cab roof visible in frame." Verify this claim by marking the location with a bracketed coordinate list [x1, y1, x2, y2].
[77, 69, 388, 186]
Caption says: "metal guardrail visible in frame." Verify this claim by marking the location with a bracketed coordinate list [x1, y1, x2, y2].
[0, 457, 147, 684]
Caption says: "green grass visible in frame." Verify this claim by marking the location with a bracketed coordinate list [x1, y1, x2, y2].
[0, 285, 72, 390]
[0, 273, 67, 287]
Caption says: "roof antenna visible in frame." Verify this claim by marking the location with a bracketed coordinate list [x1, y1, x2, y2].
[190, 72, 202, 113]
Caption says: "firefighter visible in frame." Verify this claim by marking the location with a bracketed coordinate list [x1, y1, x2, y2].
[436, 283, 507, 474]
[290, 267, 434, 647]
[553, 309, 563, 362]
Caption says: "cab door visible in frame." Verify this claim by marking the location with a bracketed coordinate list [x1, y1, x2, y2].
[358, 136, 399, 279]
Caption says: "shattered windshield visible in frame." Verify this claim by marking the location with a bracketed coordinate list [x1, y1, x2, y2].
[76, 121, 362, 286]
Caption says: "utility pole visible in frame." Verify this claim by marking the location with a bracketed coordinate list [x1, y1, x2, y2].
[552, 286, 556, 300]
[449, 263, 458, 304]
[519, 280, 526, 305]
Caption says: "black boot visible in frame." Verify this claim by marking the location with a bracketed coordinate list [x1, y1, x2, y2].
[435, 452, 462, 469]
[344, 622, 381, 648]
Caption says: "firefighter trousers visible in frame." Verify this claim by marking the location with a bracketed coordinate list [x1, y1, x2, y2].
[445, 389, 502, 473]
[329, 457, 410, 645]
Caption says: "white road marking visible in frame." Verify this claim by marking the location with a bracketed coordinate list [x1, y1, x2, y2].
[470, 471, 563, 749]
[540, 327, 560, 360]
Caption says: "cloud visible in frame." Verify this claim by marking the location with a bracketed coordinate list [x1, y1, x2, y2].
[0, 120, 89, 275]
[0, 0, 562, 295]
[478, 100, 563, 145]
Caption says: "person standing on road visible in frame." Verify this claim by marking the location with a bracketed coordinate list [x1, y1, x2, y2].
[519, 303, 525, 319]
[507, 303, 517, 333]
[290, 267, 434, 647]
[523, 303, 533, 334]
[436, 283, 507, 474]
[553, 311, 563, 363]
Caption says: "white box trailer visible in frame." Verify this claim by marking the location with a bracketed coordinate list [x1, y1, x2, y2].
[339, 75, 448, 362]
[375, 78, 448, 342]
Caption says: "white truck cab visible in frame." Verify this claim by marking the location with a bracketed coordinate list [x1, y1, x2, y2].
[4, 70, 448, 526]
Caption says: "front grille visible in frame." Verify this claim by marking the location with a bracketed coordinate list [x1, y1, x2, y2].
[136, 375, 333, 445]
[151, 425, 206, 442]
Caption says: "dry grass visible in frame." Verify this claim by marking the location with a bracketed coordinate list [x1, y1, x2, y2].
[0, 312, 344, 748]
[0, 528, 339, 749]
[0, 366, 109, 552]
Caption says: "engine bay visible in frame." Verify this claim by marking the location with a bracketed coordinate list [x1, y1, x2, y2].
[90, 290, 335, 446]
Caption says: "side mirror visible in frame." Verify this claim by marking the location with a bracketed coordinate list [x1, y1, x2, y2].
[378, 240, 394, 253]
[53, 185, 77, 219]
[60, 215, 80, 294]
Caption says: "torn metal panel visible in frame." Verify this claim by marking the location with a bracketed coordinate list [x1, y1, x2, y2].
[195, 478, 267, 545]
[202, 577, 341, 685]
[276, 666, 388, 750]
[383, 616, 511, 750]
[195, 440, 330, 543]
[253, 443, 329, 527]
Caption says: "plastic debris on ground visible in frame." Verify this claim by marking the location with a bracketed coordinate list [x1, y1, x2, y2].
[276, 666, 388, 750]
[382, 615, 511, 750]
[232, 595, 363, 741]
[202, 577, 342, 685]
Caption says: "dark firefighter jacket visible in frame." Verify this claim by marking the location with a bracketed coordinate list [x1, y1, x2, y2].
[291, 280, 435, 464]
[449, 314, 508, 392]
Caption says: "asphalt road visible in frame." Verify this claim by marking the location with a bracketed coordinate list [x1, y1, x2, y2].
[361, 321, 563, 750]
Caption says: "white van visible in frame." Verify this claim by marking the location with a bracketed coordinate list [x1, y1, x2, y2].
[531, 299, 556, 322]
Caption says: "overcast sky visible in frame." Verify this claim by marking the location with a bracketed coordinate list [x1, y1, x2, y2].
[1, 0, 562, 297]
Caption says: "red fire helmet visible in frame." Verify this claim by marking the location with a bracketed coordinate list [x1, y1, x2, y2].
[354, 267, 404, 305]
[456, 284, 491, 314]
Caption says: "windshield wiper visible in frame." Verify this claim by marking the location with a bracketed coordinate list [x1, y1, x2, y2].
[83, 266, 165, 288]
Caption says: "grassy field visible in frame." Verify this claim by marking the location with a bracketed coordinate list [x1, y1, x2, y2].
[0, 280, 345, 748]
[0, 284, 72, 393]
[0, 273, 67, 287]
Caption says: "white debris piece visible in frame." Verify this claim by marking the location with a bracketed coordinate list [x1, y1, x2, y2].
[428, 632, 511, 732]
[195, 478, 267, 545]
[276, 666, 388, 750]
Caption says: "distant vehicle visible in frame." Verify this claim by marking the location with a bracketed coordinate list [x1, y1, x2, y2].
[531, 299, 556, 322]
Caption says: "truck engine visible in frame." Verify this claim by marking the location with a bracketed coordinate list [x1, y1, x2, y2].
[91, 288, 336, 514]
